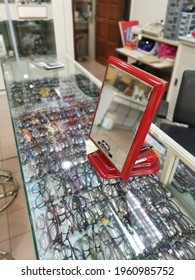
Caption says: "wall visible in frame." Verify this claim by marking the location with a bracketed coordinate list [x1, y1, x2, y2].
[130, 0, 168, 26]
[53, 0, 74, 58]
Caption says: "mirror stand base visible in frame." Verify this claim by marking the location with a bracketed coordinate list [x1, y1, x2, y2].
[88, 150, 121, 179]
[88, 149, 160, 181]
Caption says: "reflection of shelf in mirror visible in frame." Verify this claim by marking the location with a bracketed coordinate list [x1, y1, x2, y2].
[113, 93, 146, 112]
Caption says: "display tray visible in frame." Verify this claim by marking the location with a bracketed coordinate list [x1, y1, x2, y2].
[1, 56, 195, 260]
[35, 61, 65, 70]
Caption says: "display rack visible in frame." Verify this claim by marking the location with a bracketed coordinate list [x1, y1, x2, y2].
[1, 54, 195, 260]
[163, 0, 192, 40]
[178, 12, 195, 37]
[116, 30, 178, 70]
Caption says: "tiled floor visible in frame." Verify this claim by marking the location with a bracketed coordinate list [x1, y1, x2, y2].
[0, 57, 106, 260]
[0, 93, 36, 260]
[79, 56, 106, 82]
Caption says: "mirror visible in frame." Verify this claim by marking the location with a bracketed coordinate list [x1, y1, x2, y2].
[90, 63, 153, 172]
[88, 56, 168, 181]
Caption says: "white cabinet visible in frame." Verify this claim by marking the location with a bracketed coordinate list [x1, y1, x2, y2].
[0, 1, 74, 95]
[0, 1, 74, 58]
[166, 39, 195, 119]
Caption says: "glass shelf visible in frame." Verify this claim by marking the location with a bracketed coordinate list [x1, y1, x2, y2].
[1, 54, 195, 260]
[0, 19, 56, 58]
[0, 1, 55, 58]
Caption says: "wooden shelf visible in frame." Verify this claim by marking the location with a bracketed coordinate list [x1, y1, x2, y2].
[133, 30, 179, 47]
[116, 47, 174, 69]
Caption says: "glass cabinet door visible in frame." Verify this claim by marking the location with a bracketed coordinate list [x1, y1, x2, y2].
[169, 159, 195, 219]
[12, 19, 56, 57]
[0, 1, 56, 58]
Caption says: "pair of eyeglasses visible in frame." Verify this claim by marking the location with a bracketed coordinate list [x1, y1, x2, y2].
[73, 232, 104, 260]
[31, 176, 67, 209]
[155, 199, 195, 237]
[70, 163, 100, 188]
[52, 237, 76, 260]
[33, 210, 61, 254]
[74, 73, 100, 98]
[98, 225, 127, 260]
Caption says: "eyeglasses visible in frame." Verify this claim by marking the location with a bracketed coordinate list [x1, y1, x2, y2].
[73, 233, 104, 260]
[74, 73, 100, 98]
[98, 226, 127, 260]
[52, 237, 77, 260]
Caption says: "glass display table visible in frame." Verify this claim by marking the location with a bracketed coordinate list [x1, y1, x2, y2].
[1, 55, 195, 260]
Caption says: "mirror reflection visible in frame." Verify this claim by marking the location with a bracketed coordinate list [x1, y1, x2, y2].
[90, 64, 154, 172]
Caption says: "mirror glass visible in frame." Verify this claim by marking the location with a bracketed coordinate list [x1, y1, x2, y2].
[90, 63, 154, 172]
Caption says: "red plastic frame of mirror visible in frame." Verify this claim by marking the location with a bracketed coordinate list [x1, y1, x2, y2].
[88, 56, 168, 181]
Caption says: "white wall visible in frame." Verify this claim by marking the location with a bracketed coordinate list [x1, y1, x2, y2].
[130, 0, 168, 26]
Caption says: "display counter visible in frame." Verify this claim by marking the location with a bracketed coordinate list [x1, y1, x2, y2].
[1, 55, 195, 260]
